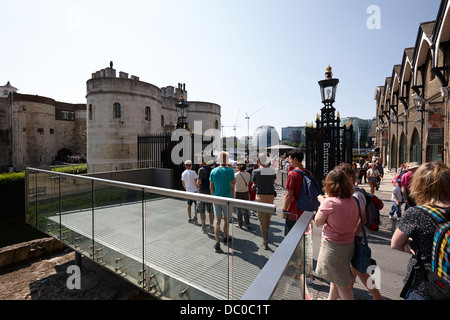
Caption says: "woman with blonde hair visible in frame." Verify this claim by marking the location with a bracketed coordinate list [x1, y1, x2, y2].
[315, 168, 361, 300]
[391, 161, 450, 300]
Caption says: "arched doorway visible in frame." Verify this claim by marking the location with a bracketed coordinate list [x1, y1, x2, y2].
[410, 129, 421, 163]
[56, 149, 73, 162]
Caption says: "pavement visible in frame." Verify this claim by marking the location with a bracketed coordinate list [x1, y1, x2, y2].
[274, 167, 412, 300]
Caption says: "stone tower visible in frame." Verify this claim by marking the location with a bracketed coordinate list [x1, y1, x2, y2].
[86, 63, 221, 172]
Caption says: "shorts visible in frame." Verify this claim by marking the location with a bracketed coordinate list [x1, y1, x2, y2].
[186, 199, 195, 206]
[197, 201, 213, 214]
[213, 203, 229, 219]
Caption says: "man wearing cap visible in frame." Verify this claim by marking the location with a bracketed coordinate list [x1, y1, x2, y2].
[401, 162, 419, 210]
[181, 160, 198, 223]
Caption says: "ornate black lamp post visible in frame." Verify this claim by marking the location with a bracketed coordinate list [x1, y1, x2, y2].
[176, 93, 189, 130]
[305, 66, 353, 186]
[414, 95, 425, 163]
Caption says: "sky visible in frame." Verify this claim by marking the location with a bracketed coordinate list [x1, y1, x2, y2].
[0, 0, 442, 138]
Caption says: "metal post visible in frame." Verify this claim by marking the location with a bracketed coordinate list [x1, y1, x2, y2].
[75, 251, 82, 272]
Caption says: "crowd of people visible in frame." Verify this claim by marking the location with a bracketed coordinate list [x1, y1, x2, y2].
[180, 150, 450, 300]
[181, 151, 277, 253]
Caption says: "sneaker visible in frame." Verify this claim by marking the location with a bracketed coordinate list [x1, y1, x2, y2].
[262, 242, 269, 250]
[214, 242, 223, 253]
[188, 218, 195, 223]
[201, 227, 207, 234]
[209, 226, 214, 233]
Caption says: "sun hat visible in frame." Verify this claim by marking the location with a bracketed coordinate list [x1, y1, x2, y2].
[408, 162, 419, 170]
[185, 160, 192, 165]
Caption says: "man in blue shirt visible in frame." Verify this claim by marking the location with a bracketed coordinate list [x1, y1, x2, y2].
[210, 151, 235, 253]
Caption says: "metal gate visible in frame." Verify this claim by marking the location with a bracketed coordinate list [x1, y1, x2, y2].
[138, 132, 214, 190]
[305, 108, 353, 187]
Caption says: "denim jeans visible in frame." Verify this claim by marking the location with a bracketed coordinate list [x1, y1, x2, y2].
[389, 200, 402, 218]
[404, 290, 427, 300]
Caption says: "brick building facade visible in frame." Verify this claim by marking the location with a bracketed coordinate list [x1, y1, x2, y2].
[375, 0, 450, 169]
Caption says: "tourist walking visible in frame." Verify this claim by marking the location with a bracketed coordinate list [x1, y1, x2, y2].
[389, 178, 403, 220]
[209, 151, 236, 253]
[197, 159, 215, 233]
[315, 168, 360, 300]
[234, 163, 251, 230]
[252, 153, 276, 250]
[375, 160, 384, 190]
[352, 162, 359, 185]
[366, 162, 381, 195]
[281, 150, 314, 299]
[337, 163, 383, 300]
[401, 162, 419, 210]
[181, 160, 198, 223]
[391, 161, 450, 300]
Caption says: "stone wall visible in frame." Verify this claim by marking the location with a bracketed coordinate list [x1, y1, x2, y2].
[0, 237, 66, 269]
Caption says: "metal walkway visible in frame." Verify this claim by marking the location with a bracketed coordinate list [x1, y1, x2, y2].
[48, 197, 286, 300]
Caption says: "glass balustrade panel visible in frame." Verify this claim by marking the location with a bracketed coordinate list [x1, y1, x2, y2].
[92, 181, 144, 288]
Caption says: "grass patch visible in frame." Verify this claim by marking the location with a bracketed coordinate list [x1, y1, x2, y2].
[0, 217, 47, 248]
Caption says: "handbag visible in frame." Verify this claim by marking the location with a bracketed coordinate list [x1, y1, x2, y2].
[351, 197, 373, 273]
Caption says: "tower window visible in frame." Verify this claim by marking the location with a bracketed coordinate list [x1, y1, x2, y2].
[89, 104, 94, 121]
[114, 103, 121, 119]
[145, 106, 151, 121]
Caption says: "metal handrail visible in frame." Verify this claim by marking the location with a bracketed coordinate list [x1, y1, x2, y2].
[241, 210, 314, 300]
[25, 167, 277, 213]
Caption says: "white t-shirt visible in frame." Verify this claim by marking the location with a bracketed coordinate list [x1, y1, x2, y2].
[181, 169, 198, 192]
[391, 185, 403, 202]
[234, 171, 250, 193]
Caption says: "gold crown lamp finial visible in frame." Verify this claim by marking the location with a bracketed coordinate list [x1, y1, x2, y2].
[325, 65, 333, 78]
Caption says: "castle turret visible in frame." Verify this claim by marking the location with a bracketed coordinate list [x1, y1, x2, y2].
[1, 81, 18, 98]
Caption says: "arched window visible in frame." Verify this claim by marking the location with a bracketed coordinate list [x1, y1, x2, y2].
[114, 103, 121, 119]
[161, 115, 165, 127]
[145, 106, 151, 121]
[214, 120, 219, 130]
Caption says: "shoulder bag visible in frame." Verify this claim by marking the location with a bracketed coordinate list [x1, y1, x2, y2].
[351, 197, 374, 273]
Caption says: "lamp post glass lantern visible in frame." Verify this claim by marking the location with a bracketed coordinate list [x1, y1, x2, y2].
[176, 93, 189, 129]
[318, 66, 339, 105]
[414, 96, 424, 111]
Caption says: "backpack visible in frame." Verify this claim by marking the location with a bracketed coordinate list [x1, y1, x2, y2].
[293, 169, 321, 212]
[417, 205, 450, 299]
[359, 188, 383, 231]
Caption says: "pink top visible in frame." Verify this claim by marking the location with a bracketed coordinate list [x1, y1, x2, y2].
[401, 171, 414, 190]
[319, 197, 360, 244]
